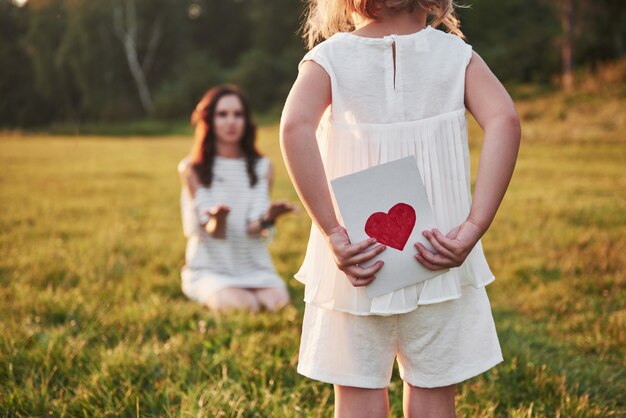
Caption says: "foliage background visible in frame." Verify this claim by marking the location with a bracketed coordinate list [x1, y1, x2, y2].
[1, 0, 625, 126]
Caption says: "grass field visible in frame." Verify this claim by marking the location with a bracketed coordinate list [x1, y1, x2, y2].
[0, 86, 625, 417]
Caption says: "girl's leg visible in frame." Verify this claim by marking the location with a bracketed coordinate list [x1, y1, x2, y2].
[402, 383, 455, 418]
[334, 385, 389, 418]
[252, 287, 290, 311]
[206, 288, 259, 312]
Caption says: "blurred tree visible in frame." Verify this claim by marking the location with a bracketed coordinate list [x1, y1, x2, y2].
[458, 0, 560, 83]
[240, 0, 306, 109]
[549, 0, 626, 89]
[21, 0, 82, 121]
[575, 0, 626, 62]
[230, 49, 278, 111]
[153, 52, 226, 119]
[112, 0, 157, 113]
[0, 0, 49, 125]
[604, 0, 626, 58]
[1, 0, 623, 127]
[557, 0, 574, 91]
[110, 0, 184, 114]
[59, 0, 137, 120]
[185, 0, 252, 67]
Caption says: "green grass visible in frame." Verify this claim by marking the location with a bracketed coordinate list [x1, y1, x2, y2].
[1, 88, 625, 416]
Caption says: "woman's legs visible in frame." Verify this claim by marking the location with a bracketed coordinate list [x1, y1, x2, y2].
[206, 287, 290, 312]
[402, 383, 455, 418]
[206, 287, 260, 312]
[334, 385, 389, 418]
[253, 287, 290, 311]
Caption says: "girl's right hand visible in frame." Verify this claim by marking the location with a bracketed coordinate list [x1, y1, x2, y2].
[326, 225, 386, 287]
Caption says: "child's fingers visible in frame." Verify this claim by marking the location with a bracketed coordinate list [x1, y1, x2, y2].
[431, 229, 458, 252]
[346, 244, 386, 266]
[415, 243, 454, 267]
[360, 260, 384, 276]
[345, 237, 378, 257]
[422, 231, 455, 259]
[415, 253, 446, 271]
[348, 260, 384, 277]
[346, 274, 376, 287]
[335, 239, 381, 270]
[345, 261, 384, 286]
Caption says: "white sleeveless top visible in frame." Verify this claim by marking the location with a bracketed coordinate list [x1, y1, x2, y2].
[295, 26, 495, 316]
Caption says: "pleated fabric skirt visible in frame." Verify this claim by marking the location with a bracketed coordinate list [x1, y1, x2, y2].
[296, 108, 495, 315]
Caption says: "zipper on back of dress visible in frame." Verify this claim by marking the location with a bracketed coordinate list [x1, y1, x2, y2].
[384, 35, 397, 92]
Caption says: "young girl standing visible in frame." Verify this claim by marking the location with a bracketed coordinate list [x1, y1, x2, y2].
[280, 0, 521, 416]
[179, 86, 294, 313]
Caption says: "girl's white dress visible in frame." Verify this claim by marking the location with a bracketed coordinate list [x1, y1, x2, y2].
[297, 26, 495, 315]
[179, 156, 286, 303]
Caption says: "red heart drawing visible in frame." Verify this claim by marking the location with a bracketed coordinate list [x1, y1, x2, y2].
[364, 203, 416, 251]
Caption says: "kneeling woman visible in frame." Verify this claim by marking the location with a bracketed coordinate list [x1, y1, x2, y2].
[178, 85, 294, 312]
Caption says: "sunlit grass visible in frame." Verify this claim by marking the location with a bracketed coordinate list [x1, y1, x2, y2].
[0, 87, 624, 416]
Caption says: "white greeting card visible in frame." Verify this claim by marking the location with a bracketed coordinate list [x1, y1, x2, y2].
[330, 157, 449, 297]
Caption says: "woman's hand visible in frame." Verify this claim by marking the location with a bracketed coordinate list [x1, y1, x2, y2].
[247, 201, 298, 236]
[326, 226, 386, 287]
[265, 201, 297, 223]
[205, 204, 230, 239]
[414, 220, 484, 270]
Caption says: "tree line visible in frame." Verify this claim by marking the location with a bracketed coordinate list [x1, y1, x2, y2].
[0, 0, 623, 127]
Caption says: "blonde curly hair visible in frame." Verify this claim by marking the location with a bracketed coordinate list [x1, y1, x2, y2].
[303, 0, 464, 49]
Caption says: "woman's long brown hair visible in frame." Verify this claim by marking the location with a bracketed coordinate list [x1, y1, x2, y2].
[190, 86, 261, 187]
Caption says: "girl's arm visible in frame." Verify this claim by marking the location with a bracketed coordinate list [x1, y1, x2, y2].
[178, 160, 230, 238]
[415, 52, 522, 270]
[280, 61, 386, 287]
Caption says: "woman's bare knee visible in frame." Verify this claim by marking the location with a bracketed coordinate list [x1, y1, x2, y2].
[206, 288, 260, 313]
[254, 287, 290, 311]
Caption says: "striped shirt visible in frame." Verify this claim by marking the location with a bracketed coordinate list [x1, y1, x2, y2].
[179, 156, 285, 294]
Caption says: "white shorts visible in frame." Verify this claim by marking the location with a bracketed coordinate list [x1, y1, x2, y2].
[298, 285, 503, 389]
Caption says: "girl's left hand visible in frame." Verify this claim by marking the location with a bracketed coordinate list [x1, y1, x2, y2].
[414, 220, 484, 270]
